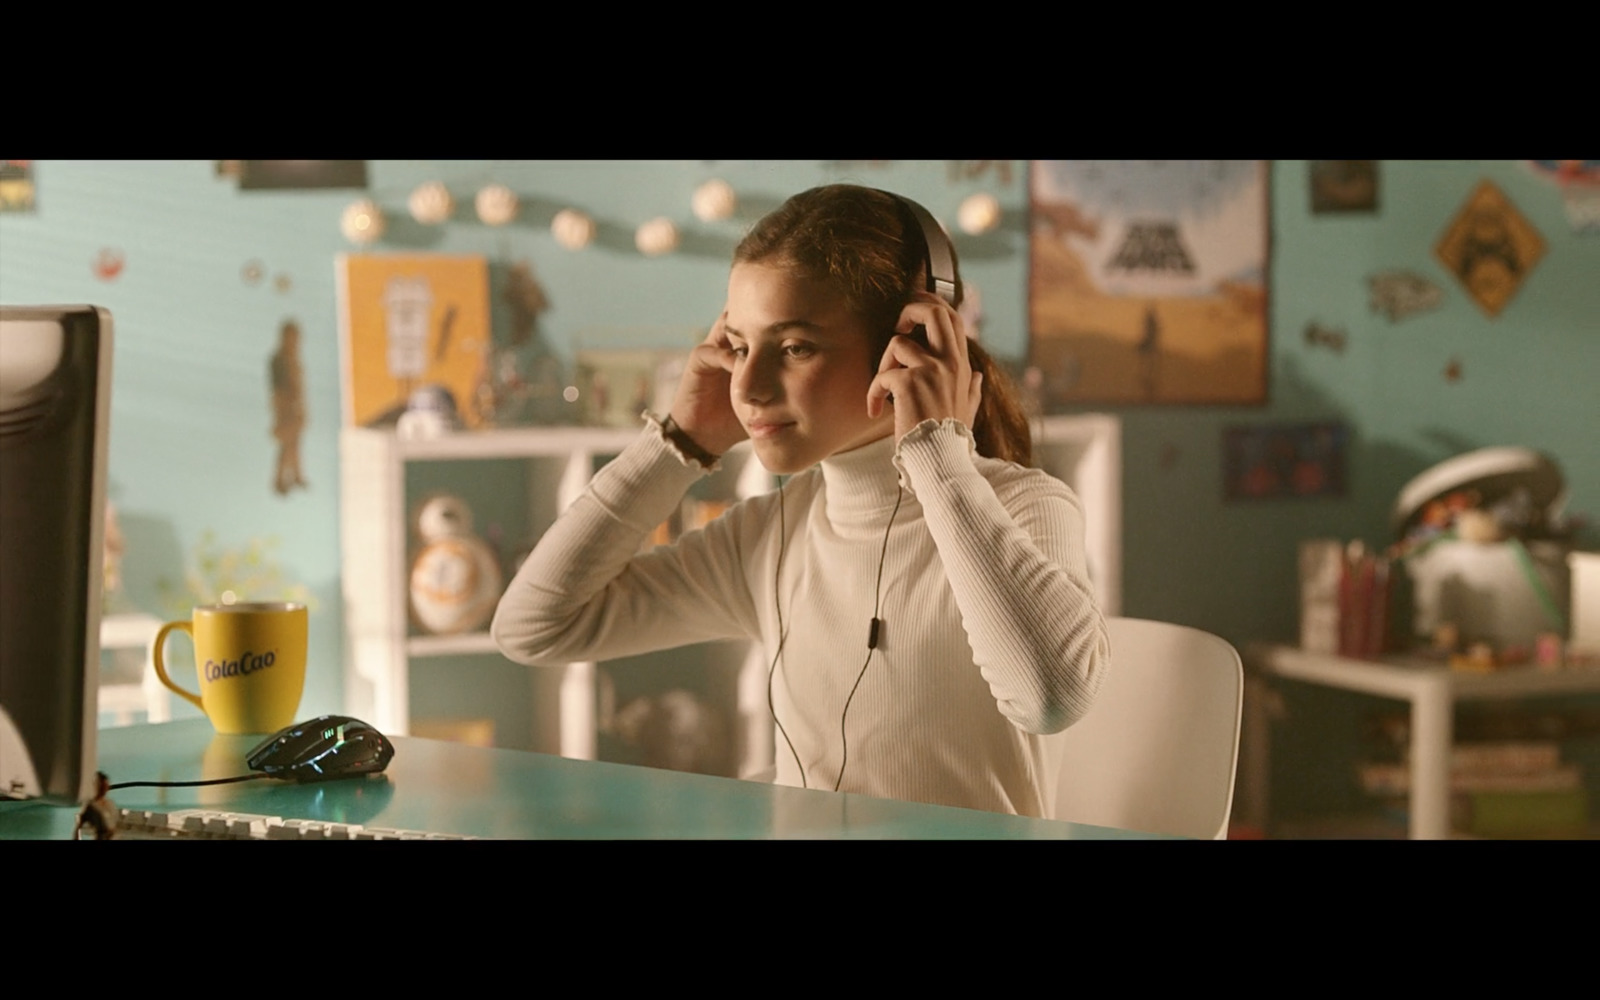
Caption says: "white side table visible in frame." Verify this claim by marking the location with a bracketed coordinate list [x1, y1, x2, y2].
[1244, 644, 1600, 839]
[99, 613, 170, 726]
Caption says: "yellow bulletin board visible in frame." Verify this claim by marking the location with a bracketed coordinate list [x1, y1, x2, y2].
[336, 253, 491, 428]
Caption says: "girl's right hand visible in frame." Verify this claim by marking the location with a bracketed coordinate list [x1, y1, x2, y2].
[667, 312, 747, 457]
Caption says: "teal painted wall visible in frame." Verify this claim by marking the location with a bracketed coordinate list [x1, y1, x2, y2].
[4, 162, 1596, 785]
[1136, 160, 1598, 647]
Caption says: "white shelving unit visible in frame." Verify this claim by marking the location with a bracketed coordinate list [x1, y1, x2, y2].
[339, 414, 1121, 771]
[339, 425, 772, 763]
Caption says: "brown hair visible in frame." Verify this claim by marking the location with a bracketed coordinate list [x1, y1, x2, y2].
[733, 184, 1032, 466]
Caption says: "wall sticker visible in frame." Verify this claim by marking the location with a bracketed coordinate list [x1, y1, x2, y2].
[92, 248, 125, 281]
[270, 319, 309, 496]
[1367, 270, 1444, 322]
[1304, 322, 1348, 353]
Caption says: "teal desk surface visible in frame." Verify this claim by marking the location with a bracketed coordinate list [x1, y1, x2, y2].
[2, 720, 1165, 840]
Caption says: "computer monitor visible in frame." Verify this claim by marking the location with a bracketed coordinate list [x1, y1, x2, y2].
[0, 305, 113, 805]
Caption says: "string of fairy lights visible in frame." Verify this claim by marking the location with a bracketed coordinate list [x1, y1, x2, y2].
[338, 177, 1006, 253]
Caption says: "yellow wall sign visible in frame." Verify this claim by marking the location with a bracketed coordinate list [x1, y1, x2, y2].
[1435, 180, 1546, 318]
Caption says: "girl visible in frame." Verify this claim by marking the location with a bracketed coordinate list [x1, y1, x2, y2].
[493, 185, 1108, 817]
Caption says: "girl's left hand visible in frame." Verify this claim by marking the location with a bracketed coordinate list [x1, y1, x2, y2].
[866, 292, 983, 443]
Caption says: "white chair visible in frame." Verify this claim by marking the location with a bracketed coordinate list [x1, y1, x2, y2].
[1047, 616, 1244, 840]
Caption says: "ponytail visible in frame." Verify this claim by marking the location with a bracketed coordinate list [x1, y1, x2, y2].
[968, 340, 1032, 467]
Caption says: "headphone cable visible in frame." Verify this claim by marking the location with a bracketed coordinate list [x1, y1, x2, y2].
[766, 479, 806, 788]
[833, 485, 902, 792]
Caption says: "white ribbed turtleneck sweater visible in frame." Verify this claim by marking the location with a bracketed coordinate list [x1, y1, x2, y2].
[492, 416, 1108, 817]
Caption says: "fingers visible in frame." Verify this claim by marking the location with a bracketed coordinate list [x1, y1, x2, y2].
[867, 308, 983, 433]
[867, 361, 983, 424]
[709, 311, 733, 345]
[866, 364, 908, 419]
[876, 327, 931, 375]
[865, 376, 888, 419]
[671, 315, 746, 455]
[879, 296, 970, 387]
[686, 341, 732, 375]
[896, 294, 965, 363]
[692, 341, 736, 375]
[692, 312, 737, 374]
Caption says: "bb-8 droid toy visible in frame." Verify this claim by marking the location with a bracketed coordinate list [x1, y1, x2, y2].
[408, 493, 503, 635]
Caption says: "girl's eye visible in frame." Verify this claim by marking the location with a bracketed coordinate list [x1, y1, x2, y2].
[783, 344, 814, 359]
[729, 344, 748, 359]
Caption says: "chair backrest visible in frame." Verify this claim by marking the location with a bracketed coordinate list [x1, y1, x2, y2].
[1047, 617, 1243, 840]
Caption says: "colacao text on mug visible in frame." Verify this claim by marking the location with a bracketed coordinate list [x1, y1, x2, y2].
[204, 649, 278, 681]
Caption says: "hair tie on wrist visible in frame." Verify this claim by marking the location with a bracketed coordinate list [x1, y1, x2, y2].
[661, 414, 720, 467]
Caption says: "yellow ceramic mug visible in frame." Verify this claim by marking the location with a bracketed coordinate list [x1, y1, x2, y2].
[152, 602, 308, 734]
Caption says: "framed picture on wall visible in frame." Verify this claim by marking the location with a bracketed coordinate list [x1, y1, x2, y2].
[1027, 160, 1271, 407]
[0, 160, 36, 212]
[1222, 421, 1348, 501]
[1309, 160, 1379, 214]
[237, 160, 368, 191]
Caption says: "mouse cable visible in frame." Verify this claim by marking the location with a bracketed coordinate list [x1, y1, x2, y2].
[107, 774, 268, 791]
[833, 484, 903, 793]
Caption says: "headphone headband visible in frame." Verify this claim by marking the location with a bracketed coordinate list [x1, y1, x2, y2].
[881, 191, 958, 307]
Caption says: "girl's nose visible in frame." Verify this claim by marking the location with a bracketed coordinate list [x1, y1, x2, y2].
[732, 348, 778, 405]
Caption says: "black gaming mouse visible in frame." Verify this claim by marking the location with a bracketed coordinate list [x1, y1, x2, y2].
[246, 715, 394, 782]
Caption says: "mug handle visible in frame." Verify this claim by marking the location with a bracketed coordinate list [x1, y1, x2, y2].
[151, 621, 205, 712]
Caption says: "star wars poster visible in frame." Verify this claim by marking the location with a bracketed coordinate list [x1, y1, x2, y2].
[336, 254, 491, 429]
[1028, 161, 1270, 407]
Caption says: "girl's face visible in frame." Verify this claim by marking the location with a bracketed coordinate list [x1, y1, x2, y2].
[723, 262, 894, 474]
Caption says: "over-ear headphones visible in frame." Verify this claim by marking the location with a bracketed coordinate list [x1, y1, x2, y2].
[880, 191, 959, 308]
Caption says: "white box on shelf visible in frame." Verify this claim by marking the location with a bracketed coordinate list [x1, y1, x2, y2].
[1299, 539, 1343, 655]
[1570, 551, 1600, 656]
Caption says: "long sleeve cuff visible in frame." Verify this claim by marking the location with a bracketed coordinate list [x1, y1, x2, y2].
[892, 418, 980, 495]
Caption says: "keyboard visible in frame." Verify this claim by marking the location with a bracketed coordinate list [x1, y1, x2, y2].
[113, 807, 478, 840]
